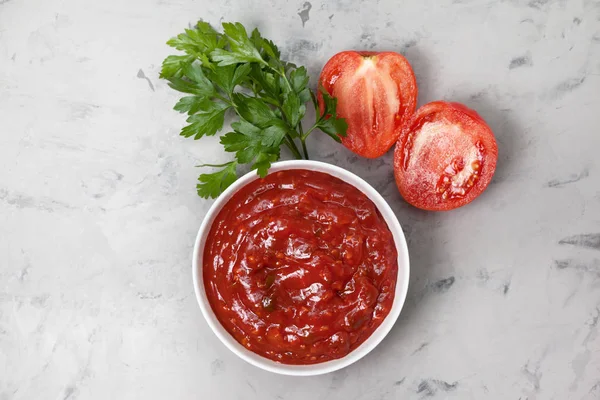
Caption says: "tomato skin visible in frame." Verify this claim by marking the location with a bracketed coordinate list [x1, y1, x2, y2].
[394, 101, 498, 211]
[318, 51, 418, 158]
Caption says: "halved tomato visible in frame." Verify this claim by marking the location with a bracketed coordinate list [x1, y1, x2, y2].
[394, 102, 498, 211]
[318, 51, 418, 158]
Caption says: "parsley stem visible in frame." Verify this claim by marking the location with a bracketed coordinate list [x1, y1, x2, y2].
[196, 162, 235, 168]
[163, 21, 348, 198]
[214, 93, 233, 107]
[273, 68, 293, 93]
[300, 137, 309, 160]
[301, 123, 319, 141]
[283, 136, 302, 159]
[297, 123, 309, 159]
[261, 97, 280, 107]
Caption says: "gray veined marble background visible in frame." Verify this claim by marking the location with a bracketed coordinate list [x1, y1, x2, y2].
[1, 0, 599, 399]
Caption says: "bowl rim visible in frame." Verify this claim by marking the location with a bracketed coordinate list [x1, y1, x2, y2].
[192, 160, 410, 376]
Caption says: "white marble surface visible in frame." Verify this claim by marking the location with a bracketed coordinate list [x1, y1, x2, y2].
[1, 0, 600, 398]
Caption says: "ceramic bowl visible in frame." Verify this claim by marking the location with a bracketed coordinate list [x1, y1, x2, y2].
[192, 160, 410, 376]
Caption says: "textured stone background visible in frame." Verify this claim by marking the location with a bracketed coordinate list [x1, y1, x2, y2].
[1, 0, 599, 398]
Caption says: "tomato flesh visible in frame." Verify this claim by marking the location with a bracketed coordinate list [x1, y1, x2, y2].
[318, 51, 418, 158]
[394, 102, 498, 211]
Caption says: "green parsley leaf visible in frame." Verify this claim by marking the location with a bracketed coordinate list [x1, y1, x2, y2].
[290, 66, 309, 93]
[166, 71, 214, 96]
[181, 100, 230, 139]
[318, 117, 348, 142]
[250, 28, 263, 52]
[232, 63, 252, 88]
[173, 96, 205, 115]
[221, 131, 261, 163]
[165, 77, 199, 94]
[282, 91, 302, 128]
[232, 93, 276, 128]
[289, 66, 311, 103]
[162, 21, 349, 198]
[210, 23, 265, 66]
[197, 162, 238, 199]
[221, 119, 286, 165]
[314, 87, 348, 141]
[283, 61, 298, 72]
[251, 28, 281, 61]
[167, 22, 220, 55]
[182, 63, 215, 96]
[220, 131, 248, 153]
[319, 86, 337, 115]
[261, 38, 281, 60]
[220, 129, 281, 165]
[199, 53, 216, 70]
[193, 21, 221, 51]
[205, 64, 236, 94]
[309, 89, 320, 114]
[160, 54, 194, 79]
[253, 151, 279, 177]
[249, 64, 280, 101]
[231, 118, 262, 137]
[167, 32, 202, 54]
[206, 63, 252, 95]
[297, 88, 311, 105]
[260, 120, 288, 147]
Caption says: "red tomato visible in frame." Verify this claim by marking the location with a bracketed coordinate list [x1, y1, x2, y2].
[394, 101, 498, 211]
[318, 51, 418, 158]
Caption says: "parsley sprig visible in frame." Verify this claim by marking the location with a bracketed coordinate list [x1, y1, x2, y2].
[160, 21, 348, 198]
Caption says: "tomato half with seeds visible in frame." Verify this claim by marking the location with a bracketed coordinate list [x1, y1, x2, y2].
[394, 101, 498, 211]
[318, 51, 418, 158]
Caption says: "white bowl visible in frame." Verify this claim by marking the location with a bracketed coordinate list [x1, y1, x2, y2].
[192, 160, 410, 376]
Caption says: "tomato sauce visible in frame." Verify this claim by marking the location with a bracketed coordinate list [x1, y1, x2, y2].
[203, 169, 398, 364]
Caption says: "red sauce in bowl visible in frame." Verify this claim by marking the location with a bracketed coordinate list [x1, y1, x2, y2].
[203, 169, 398, 364]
